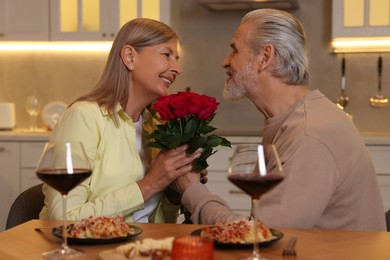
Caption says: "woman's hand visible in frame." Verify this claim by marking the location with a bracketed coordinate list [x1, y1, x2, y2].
[137, 145, 201, 201]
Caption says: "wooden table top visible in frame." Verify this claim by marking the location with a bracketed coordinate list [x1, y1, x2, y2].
[0, 220, 390, 260]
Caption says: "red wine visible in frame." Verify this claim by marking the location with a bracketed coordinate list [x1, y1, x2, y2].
[228, 174, 283, 199]
[37, 168, 91, 195]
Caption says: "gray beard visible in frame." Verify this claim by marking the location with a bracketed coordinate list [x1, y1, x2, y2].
[223, 60, 257, 102]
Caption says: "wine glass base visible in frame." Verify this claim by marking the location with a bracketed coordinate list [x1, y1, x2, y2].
[237, 257, 268, 260]
[42, 248, 84, 259]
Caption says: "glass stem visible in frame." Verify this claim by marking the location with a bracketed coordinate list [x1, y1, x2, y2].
[30, 114, 37, 131]
[61, 193, 69, 254]
[252, 198, 261, 260]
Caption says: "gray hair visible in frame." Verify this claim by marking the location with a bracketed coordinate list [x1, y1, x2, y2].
[241, 9, 309, 86]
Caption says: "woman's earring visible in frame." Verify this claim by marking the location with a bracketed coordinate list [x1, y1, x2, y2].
[129, 65, 134, 70]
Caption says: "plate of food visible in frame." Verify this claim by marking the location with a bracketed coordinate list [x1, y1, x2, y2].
[41, 101, 67, 130]
[52, 215, 143, 245]
[191, 219, 283, 249]
[99, 237, 174, 260]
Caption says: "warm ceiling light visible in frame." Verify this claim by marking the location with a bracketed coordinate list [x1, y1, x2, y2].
[0, 42, 113, 51]
[331, 37, 390, 53]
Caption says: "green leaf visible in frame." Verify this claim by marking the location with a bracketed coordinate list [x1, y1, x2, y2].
[220, 137, 232, 147]
[186, 135, 208, 154]
[199, 147, 213, 161]
[146, 142, 167, 149]
[198, 124, 216, 134]
[184, 117, 199, 135]
[193, 158, 209, 172]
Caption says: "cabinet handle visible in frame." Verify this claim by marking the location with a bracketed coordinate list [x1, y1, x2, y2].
[102, 33, 106, 37]
[110, 33, 115, 37]
[0, 147, 5, 152]
[229, 189, 245, 194]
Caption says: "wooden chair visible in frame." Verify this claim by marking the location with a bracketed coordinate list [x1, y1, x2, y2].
[5, 183, 44, 230]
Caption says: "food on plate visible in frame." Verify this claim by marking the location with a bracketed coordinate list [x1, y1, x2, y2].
[200, 218, 273, 244]
[115, 237, 174, 259]
[68, 215, 135, 239]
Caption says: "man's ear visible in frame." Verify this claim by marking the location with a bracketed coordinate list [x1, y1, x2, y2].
[121, 45, 136, 71]
[258, 44, 275, 72]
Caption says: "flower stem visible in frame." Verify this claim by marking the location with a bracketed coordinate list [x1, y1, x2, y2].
[179, 118, 183, 134]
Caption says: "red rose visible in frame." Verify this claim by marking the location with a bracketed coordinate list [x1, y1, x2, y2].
[153, 96, 175, 120]
[170, 93, 189, 118]
[197, 95, 219, 120]
[181, 92, 204, 115]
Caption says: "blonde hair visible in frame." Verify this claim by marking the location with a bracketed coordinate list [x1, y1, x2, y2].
[75, 18, 179, 125]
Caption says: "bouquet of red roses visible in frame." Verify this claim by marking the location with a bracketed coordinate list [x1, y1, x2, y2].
[147, 91, 231, 172]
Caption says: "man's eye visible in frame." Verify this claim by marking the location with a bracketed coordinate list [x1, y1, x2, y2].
[163, 53, 170, 58]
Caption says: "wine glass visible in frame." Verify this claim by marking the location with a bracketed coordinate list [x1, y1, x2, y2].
[25, 95, 40, 132]
[36, 142, 92, 259]
[228, 143, 283, 260]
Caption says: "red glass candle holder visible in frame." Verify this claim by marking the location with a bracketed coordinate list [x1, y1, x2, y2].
[171, 236, 214, 260]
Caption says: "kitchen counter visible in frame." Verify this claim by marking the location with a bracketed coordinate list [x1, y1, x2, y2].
[0, 129, 50, 141]
[360, 132, 390, 145]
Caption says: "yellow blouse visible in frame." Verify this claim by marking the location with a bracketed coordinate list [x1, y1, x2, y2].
[39, 101, 179, 223]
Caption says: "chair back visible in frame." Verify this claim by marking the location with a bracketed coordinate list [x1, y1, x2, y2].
[6, 183, 44, 230]
[386, 209, 390, 232]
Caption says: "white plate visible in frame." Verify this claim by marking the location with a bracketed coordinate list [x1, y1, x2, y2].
[99, 250, 164, 260]
[41, 101, 67, 130]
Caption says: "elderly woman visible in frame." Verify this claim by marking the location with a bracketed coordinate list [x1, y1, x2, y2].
[40, 18, 201, 223]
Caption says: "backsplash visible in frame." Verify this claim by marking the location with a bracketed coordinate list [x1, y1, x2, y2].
[0, 0, 389, 134]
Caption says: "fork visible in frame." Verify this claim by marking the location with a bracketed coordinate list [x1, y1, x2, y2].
[283, 236, 297, 257]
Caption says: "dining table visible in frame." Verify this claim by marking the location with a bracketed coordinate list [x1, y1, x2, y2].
[0, 219, 390, 260]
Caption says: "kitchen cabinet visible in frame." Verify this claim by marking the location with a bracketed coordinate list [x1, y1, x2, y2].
[51, 0, 172, 41]
[0, 0, 49, 40]
[0, 140, 46, 232]
[0, 0, 172, 42]
[332, 0, 390, 38]
[366, 144, 390, 211]
[0, 142, 20, 232]
[20, 142, 45, 192]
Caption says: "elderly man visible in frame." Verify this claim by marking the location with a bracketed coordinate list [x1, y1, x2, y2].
[176, 9, 385, 231]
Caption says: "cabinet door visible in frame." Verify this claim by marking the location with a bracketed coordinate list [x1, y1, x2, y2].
[366, 145, 390, 211]
[50, 0, 115, 41]
[0, 0, 49, 41]
[0, 142, 20, 231]
[50, 0, 171, 41]
[20, 142, 45, 191]
[333, 0, 390, 38]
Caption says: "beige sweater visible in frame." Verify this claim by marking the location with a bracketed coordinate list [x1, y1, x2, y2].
[182, 90, 386, 231]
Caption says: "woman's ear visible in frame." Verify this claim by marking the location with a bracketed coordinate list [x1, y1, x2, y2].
[121, 45, 135, 71]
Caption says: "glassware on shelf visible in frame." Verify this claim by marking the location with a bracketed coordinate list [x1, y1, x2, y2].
[25, 95, 41, 132]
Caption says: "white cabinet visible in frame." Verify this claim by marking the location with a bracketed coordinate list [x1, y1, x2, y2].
[20, 142, 45, 192]
[51, 0, 172, 41]
[366, 145, 390, 211]
[0, 141, 45, 232]
[204, 136, 262, 217]
[0, 142, 20, 231]
[0, 0, 172, 41]
[0, 0, 49, 40]
[332, 0, 390, 38]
